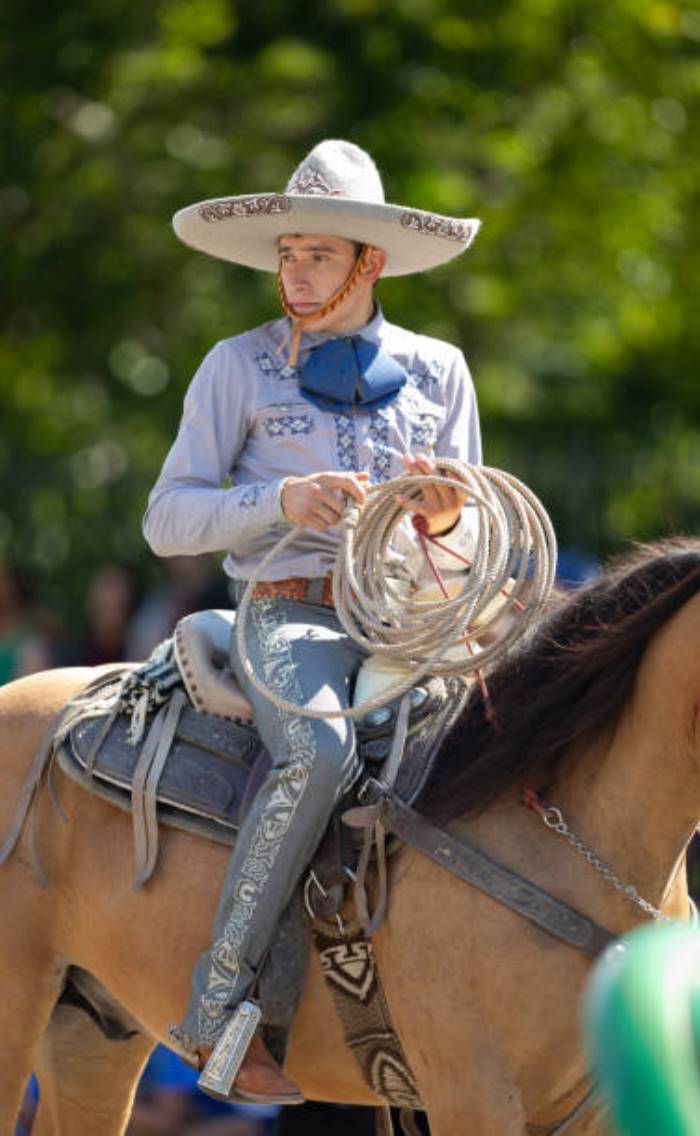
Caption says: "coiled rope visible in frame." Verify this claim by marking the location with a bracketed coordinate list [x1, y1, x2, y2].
[235, 460, 557, 720]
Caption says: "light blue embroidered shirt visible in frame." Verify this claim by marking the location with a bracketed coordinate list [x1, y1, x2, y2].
[143, 307, 482, 582]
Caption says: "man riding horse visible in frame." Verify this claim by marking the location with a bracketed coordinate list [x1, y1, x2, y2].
[143, 139, 482, 1104]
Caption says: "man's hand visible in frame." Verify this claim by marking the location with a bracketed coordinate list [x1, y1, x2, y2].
[281, 471, 369, 531]
[396, 453, 468, 536]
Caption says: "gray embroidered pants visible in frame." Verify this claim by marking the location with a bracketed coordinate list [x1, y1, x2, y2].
[177, 597, 367, 1052]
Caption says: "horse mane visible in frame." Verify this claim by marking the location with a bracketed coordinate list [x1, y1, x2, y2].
[419, 537, 700, 824]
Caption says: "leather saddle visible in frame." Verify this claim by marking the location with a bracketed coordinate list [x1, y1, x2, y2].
[57, 609, 469, 888]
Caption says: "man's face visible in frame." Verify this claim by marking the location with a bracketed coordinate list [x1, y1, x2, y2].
[278, 234, 360, 318]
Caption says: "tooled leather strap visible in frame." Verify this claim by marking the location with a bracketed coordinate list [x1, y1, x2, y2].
[382, 795, 615, 957]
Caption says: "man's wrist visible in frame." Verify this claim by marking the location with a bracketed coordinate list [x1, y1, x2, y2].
[279, 476, 295, 521]
[430, 515, 461, 538]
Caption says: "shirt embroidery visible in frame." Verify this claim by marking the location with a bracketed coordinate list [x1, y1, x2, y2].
[333, 413, 360, 471]
[255, 352, 296, 382]
[238, 484, 262, 509]
[255, 352, 297, 383]
[264, 414, 314, 438]
[368, 411, 392, 482]
[411, 413, 440, 451]
[408, 359, 442, 394]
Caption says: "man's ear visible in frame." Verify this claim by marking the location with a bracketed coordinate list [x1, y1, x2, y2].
[362, 246, 387, 283]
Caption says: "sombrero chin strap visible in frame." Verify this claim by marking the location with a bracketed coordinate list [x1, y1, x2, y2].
[277, 245, 373, 366]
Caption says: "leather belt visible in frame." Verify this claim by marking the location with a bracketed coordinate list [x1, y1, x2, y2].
[236, 575, 335, 608]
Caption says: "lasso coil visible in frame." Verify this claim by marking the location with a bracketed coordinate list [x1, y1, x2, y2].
[235, 461, 557, 720]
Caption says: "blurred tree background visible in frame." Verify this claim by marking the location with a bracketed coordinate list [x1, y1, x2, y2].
[1, 0, 699, 617]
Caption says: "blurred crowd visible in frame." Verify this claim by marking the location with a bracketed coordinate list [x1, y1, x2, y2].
[0, 554, 232, 683]
[4, 548, 600, 1134]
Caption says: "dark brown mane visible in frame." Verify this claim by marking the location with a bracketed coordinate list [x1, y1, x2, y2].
[419, 537, 700, 824]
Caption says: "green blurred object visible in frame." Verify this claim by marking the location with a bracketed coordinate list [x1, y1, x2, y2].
[585, 923, 700, 1136]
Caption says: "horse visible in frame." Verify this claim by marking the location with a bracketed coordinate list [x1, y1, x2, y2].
[2, 537, 700, 1135]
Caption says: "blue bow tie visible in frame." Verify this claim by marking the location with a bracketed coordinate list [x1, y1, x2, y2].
[299, 337, 407, 413]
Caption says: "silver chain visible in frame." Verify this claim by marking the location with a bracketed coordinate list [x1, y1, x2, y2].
[537, 804, 668, 922]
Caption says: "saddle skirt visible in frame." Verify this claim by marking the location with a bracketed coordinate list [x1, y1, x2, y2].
[56, 609, 469, 890]
[61, 679, 264, 845]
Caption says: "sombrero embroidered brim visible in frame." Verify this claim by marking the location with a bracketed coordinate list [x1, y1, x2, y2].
[172, 139, 480, 277]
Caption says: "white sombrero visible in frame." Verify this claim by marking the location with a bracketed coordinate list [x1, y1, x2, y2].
[172, 139, 480, 276]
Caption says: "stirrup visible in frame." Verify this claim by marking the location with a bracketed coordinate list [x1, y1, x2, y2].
[197, 1000, 262, 1099]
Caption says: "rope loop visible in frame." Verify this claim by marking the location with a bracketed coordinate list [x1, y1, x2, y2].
[235, 460, 557, 720]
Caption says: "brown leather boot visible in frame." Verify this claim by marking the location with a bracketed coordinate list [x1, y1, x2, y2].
[198, 1032, 304, 1106]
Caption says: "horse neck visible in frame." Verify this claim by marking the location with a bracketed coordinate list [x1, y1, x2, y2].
[557, 596, 700, 917]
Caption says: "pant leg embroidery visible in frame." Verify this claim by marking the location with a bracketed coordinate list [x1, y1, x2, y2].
[197, 599, 322, 1045]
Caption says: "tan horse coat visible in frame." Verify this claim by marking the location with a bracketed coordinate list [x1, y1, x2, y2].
[1, 582, 699, 1135]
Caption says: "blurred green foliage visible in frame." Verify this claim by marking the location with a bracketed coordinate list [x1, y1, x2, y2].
[1, 0, 699, 614]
